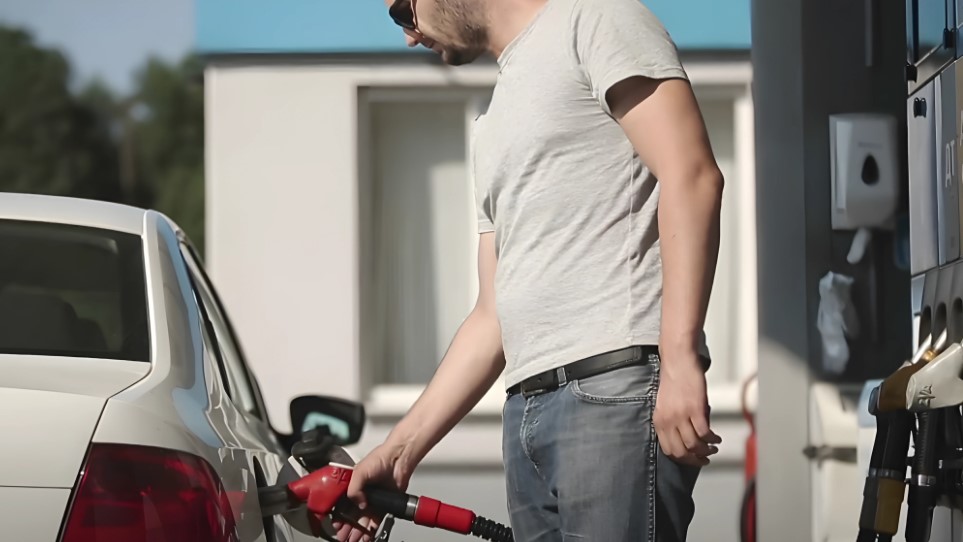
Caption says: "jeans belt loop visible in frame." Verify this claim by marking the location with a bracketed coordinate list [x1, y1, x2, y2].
[556, 367, 568, 386]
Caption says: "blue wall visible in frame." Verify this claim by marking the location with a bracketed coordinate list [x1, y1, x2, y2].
[196, 0, 750, 54]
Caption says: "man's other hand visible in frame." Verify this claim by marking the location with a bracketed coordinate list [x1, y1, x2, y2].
[653, 353, 721, 466]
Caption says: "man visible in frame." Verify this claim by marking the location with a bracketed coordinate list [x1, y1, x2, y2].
[335, 0, 724, 540]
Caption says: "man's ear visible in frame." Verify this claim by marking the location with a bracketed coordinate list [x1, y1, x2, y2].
[403, 28, 423, 47]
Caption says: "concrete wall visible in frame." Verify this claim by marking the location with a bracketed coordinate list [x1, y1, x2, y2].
[205, 58, 753, 542]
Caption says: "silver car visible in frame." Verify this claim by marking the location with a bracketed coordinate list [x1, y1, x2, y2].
[0, 192, 359, 541]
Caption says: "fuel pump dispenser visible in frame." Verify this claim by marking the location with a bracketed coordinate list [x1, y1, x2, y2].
[854, 5, 963, 535]
[857, 263, 963, 541]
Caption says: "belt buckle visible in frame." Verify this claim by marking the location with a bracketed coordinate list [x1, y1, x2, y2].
[520, 382, 548, 398]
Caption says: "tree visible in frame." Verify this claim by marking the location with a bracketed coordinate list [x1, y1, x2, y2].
[0, 25, 206, 253]
[129, 55, 206, 252]
[0, 27, 120, 201]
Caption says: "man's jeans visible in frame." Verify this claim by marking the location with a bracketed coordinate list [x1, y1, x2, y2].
[502, 353, 701, 541]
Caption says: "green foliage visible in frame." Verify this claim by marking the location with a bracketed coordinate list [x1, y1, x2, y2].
[131, 55, 206, 252]
[0, 25, 206, 253]
[0, 27, 121, 202]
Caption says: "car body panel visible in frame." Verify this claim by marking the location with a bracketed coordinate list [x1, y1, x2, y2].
[92, 363, 295, 541]
[0, 355, 150, 398]
[92, 211, 311, 540]
[0, 387, 104, 488]
[0, 487, 71, 540]
[0, 193, 145, 235]
[0, 360, 135, 482]
[0, 356, 149, 536]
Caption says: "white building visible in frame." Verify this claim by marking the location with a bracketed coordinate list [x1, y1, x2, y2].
[196, 1, 755, 540]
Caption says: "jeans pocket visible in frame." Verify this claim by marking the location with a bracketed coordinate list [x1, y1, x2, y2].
[569, 362, 657, 404]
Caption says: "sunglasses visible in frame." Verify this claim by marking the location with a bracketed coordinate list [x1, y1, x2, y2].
[389, 0, 416, 31]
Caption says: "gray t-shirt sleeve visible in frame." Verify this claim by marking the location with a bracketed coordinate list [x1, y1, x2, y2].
[476, 191, 495, 234]
[470, 135, 495, 234]
[570, 0, 688, 116]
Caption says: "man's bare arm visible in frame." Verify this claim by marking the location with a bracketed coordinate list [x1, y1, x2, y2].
[607, 76, 724, 464]
[386, 232, 504, 470]
[347, 232, 504, 503]
[609, 76, 723, 353]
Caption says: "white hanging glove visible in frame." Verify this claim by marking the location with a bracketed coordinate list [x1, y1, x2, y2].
[817, 271, 860, 375]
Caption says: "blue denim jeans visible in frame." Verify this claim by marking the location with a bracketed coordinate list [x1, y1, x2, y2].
[501, 353, 701, 541]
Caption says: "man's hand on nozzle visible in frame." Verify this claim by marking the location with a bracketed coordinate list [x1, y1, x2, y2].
[332, 440, 416, 542]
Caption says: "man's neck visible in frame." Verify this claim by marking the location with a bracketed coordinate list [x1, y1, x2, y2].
[486, 0, 549, 59]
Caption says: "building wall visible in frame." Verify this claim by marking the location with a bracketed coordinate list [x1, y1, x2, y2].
[204, 58, 755, 541]
[195, 0, 751, 54]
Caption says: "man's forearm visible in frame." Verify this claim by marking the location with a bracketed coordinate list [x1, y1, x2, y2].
[657, 167, 723, 359]
[384, 306, 505, 467]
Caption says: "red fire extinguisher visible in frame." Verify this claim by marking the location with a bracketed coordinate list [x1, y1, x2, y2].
[740, 372, 757, 542]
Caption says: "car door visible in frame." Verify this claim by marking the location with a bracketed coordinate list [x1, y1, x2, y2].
[177, 237, 315, 542]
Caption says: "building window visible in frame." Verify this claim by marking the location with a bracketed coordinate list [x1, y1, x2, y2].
[698, 92, 739, 385]
[358, 90, 489, 401]
[693, 82, 758, 397]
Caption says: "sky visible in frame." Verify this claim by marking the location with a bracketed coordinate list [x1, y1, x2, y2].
[0, 0, 194, 95]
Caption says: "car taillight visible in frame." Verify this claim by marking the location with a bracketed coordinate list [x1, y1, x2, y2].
[60, 443, 239, 542]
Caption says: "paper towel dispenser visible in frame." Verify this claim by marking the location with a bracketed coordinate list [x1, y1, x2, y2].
[830, 113, 900, 231]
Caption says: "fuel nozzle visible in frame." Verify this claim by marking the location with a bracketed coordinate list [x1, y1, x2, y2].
[874, 330, 948, 414]
[856, 331, 950, 542]
[857, 387, 913, 542]
[261, 464, 514, 542]
[904, 341, 963, 412]
[902, 329, 952, 542]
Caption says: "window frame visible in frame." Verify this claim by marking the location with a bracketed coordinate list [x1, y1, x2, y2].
[179, 236, 269, 422]
[357, 86, 501, 417]
[691, 84, 757, 388]
[690, 67, 758, 411]
[184, 258, 235, 403]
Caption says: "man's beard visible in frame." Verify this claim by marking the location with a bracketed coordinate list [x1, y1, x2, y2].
[439, 3, 488, 66]
[442, 46, 484, 66]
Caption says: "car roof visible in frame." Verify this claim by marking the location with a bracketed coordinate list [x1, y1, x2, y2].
[0, 193, 149, 236]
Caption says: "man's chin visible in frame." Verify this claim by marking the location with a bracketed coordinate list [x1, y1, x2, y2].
[441, 49, 481, 66]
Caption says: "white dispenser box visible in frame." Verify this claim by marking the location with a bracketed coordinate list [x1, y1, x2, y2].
[830, 113, 899, 232]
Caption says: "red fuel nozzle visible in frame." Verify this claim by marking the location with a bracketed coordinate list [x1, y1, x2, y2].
[412, 495, 474, 534]
[278, 464, 513, 542]
[287, 463, 353, 517]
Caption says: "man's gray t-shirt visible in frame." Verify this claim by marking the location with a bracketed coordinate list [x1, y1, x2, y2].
[471, 0, 711, 388]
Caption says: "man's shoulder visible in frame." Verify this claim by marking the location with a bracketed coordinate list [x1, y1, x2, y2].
[569, 0, 661, 18]
[567, 0, 671, 38]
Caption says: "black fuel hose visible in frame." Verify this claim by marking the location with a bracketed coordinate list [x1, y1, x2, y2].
[906, 409, 940, 542]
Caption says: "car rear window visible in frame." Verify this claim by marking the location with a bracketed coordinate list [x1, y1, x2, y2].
[0, 219, 150, 361]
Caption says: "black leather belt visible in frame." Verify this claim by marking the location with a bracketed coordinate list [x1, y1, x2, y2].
[506, 345, 658, 398]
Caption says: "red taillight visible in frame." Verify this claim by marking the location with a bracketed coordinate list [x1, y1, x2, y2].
[60, 443, 238, 542]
